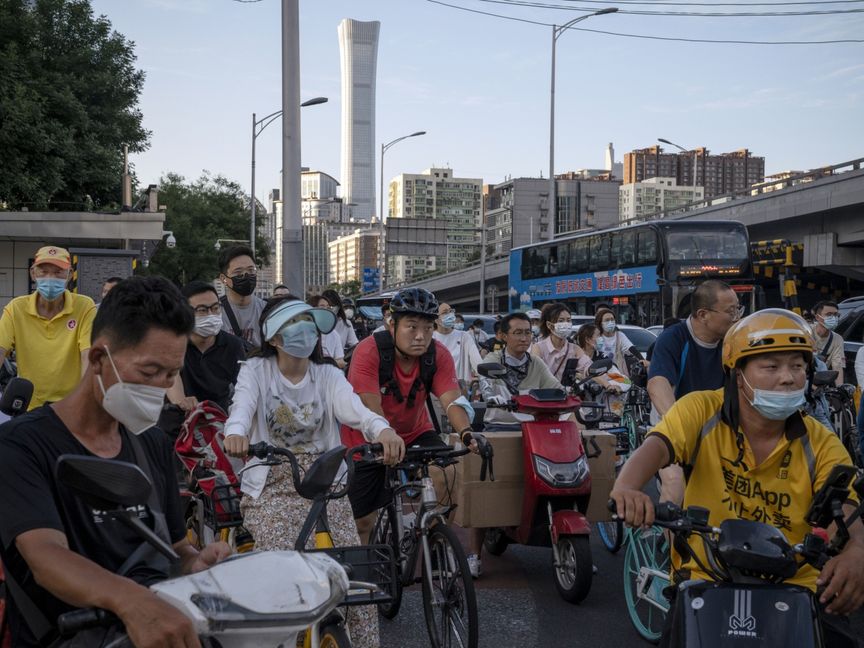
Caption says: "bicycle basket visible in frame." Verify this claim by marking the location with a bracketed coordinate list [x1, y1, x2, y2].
[202, 482, 244, 530]
[310, 544, 397, 606]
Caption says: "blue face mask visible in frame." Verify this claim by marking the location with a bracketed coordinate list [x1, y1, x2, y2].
[35, 277, 66, 301]
[440, 313, 457, 329]
[278, 320, 319, 358]
[742, 373, 806, 421]
[453, 322, 465, 331]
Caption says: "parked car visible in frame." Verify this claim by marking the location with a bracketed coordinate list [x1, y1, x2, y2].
[839, 296, 864, 319]
[572, 323, 657, 356]
[836, 305, 864, 386]
[646, 325, 665, 337]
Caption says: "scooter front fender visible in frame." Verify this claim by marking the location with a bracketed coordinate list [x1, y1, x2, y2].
[550, 509, 590, 544]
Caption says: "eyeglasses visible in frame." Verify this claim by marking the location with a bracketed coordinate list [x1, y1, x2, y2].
[229, 271, 257, 280]
[509, 329, 533, 337]
[707, 305, 745, 320]
[193, 303, 222, 316]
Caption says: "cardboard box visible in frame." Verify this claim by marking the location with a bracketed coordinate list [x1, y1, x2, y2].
[448, 429, 619, 527]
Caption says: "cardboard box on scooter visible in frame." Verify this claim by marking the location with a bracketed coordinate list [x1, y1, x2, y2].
[448, 430, 618, 527]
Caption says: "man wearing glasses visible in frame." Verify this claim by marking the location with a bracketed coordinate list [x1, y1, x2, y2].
[218, 245, 266, 349]
[167, 281, 246, 412]
[647, 279, 743, 505]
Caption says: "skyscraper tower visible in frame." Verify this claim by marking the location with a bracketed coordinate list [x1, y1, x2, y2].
[337, 19, 380, 222]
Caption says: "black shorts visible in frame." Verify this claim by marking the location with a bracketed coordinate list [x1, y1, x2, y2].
[348, 431, 447, 519]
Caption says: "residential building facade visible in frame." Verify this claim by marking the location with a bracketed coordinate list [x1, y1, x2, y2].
[328, 228, 381, 286]
[623, 146, 764, 198]
[618, 177, 705, 222]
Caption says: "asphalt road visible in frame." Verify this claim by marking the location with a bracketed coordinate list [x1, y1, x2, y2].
[381, 528, 864, 648]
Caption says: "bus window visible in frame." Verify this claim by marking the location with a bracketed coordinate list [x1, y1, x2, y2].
[637, 230, 658, 265]
[548, 246, 560, 274]
[620, 230, 636, 267]
[569, 238, 588, 274]
[609, 233, 621, 269]
[525, 246, 549, 279]
[589, 235, 609, 272]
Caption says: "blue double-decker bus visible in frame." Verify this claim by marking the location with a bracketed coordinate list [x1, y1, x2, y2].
[509, 220, 757, 327]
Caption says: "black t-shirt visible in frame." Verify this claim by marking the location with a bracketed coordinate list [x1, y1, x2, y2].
[0, 406, 185, 647]
[180, 331, 245, 411]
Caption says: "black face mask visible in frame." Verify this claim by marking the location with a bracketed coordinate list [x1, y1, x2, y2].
[228, 273, 257, 296]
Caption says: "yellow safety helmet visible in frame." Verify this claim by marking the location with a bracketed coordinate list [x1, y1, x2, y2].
[722, 308, 814, 370]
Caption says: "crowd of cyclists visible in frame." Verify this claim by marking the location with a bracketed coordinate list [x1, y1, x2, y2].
[0, 243, 862, 647]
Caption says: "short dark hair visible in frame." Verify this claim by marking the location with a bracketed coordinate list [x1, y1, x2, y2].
[307, 294, 325, 308]
[93, 276, 194, 350]
[104, 276, 123, 285]
[813, 301, 838, 316]
[181, 280, 219, 301]
[218, 245, 256, 274]
[251, 296, 334, 366]
[501, 312, 529, 334]
[539, 302, 570, 339]
[692, 280, 733, 314]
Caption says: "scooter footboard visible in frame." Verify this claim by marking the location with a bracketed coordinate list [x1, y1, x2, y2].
[549, 509, 590, 543]
[670, 581, 819, 648]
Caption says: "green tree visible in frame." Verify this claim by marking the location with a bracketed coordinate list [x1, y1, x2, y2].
[143, 172, 269, 285]
[327, 279, 361, 299]
[0, 0, 149, 210]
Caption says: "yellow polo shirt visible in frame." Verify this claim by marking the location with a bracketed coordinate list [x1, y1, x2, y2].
[649, 389, 855, 591]
[0, 291, 96, 409]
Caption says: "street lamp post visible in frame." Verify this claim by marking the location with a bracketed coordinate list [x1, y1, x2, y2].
[378, 131, 426, 292]
[548, 8, 617, 232]
[249, 97, 327, 259]
[658, 137, 698, 190]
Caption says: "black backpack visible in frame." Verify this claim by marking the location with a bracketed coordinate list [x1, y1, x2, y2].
[372, 331, 441, 434]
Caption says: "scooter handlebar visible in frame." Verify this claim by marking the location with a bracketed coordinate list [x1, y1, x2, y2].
[57, 608, 118, 635]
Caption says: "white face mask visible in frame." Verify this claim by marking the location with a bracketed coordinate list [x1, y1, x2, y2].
[97, 347, 167, 435]
[194, 314, 223, 337]
[553, 322, 573, 339]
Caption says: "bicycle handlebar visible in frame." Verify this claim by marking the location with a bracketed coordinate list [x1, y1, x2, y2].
[57, 608, 118, 635]
[246, 442, 354, 500]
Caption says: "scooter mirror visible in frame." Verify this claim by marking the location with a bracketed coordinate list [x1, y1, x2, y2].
[477, 362, 507, 379]
[587, 358, 613, 377]
[0, 377, 33, 417]
[811, 370, 839, 387]
[56, 455, 153, 511]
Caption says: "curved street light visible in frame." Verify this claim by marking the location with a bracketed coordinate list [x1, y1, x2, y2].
[658, 137, 698, 188]
[378, 130, 427, 291]
[249, 96, 328, 257]
[548, 8, 617, 230]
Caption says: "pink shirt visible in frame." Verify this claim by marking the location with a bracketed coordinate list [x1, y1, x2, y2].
[530, 336, 586, 381]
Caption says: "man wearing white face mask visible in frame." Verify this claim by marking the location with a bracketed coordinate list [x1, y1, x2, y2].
[811, 301, 845, 385]
[167, 281, 246, 413]
[433, 302, 482, 387]
[0, 276, 231, 648]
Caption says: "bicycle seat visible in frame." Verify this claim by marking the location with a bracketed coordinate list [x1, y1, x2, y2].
[297, 445, 347, 500]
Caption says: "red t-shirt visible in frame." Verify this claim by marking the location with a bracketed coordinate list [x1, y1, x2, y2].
[341, 335, 459, 446]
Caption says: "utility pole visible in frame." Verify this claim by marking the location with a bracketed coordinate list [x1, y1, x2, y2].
[281, 0, 303, 295]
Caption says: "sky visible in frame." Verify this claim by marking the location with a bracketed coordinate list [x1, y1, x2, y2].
[90, 0, 864, 208]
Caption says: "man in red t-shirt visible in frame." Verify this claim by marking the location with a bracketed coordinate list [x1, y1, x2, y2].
[343, 288, 478, 542]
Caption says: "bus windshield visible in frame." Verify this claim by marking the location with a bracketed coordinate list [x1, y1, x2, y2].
[664, 226, 749, 277]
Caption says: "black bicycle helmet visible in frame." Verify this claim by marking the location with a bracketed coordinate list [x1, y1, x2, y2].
[389, 288, 439, 318]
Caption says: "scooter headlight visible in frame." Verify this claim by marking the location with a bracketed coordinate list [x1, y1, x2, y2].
[533, 454, 589, 488]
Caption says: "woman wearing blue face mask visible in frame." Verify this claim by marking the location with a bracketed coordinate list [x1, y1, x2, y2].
[223, 297, 404, 648]
[595, 307, 646, 379]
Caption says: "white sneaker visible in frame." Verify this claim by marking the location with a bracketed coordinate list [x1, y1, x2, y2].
[466, 553, 481, 579]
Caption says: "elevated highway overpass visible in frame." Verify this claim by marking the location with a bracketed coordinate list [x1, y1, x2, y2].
[374, 157, 864, 311]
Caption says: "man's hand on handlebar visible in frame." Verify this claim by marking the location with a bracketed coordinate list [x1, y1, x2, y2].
[224, 434, 249, 458]
[377, 428, 405, 465]
[116, 588, 201, 648]
[609, 487, 656, 528]
[817, 539, 864, 615]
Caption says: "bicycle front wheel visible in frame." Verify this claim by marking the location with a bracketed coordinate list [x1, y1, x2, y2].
[597, 519, 624, 553]
[421, 524, 478, 648]
[370, 503, 403, 619]
[623, 526, 670, 643]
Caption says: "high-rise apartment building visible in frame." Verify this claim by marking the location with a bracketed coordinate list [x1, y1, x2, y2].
[623, 146, 764, 198]
[328, 228, 381, 287]
[386, 167, 482, 284]
[618, 177, 705, 222]
[338, 19, 380, 222]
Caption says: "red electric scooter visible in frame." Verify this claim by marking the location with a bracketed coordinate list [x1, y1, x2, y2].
[477, 360, 610, 604]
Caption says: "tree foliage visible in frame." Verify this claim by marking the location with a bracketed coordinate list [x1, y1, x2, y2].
[143, 172, 269, 285]
[327, 279, 361, 299]
[0, 0, 149, 210]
